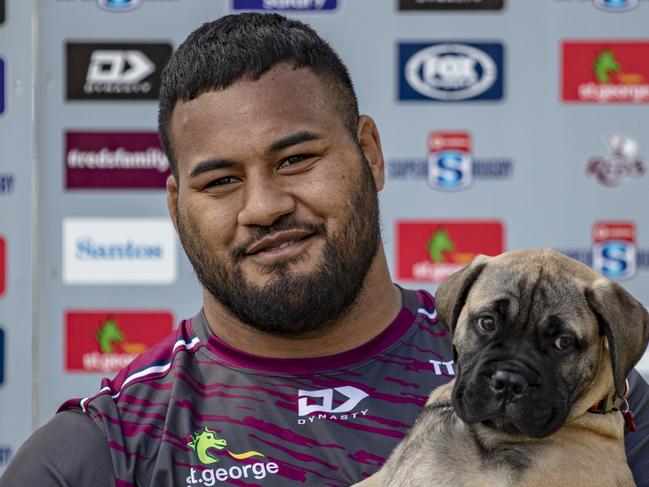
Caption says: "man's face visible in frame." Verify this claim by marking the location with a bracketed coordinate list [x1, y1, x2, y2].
[167, 63, 384, 335]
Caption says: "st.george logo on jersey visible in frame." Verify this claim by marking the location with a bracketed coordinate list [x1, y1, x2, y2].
[592, 222, 637, 280]
[427, 132, 473, 190]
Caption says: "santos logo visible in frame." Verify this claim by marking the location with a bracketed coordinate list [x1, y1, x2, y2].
[63, 218, 177, 285]
[297, 386, 369, 424]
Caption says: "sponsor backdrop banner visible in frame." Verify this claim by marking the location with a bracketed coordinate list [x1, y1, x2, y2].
[0, 237, 5, 296]
[232, 0, 338, 10]
[398, 0, 504, 10]
[0, 0, 34, 472]
[65, 131, 170, 189]
[65, 311, 174, 373]
[0, 58, 4, 115]
[398, 42, 505, 102]
[63, 218, 177, 284]
[562, 41, 649, 104]
[0, 0, 647, 472]
[65, 42, 172, 100]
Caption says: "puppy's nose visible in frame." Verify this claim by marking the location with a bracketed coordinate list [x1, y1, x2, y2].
[489, 370, 528, 399]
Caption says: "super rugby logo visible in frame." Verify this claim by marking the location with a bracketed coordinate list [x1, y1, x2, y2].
[388, 131, 513, 190]
[428, 132, 473, 190]
[297, 386, 369, 424]
[592, 222, 637, 280]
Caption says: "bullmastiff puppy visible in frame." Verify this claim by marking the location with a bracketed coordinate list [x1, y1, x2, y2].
[356, 248, 649, 487]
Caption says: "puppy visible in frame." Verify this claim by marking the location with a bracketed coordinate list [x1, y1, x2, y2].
[356, 249, 649, 487]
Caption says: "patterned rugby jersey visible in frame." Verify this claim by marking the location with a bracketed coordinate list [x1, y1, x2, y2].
[59, 288, 454, 486]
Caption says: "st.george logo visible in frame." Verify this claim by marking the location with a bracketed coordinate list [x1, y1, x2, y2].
[97, 0, 142, 11]
[185, 428, 279, 483]
[298, 386, 368, 416]
[187, 428, 264, 465]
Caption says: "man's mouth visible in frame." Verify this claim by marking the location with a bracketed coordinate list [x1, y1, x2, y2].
[244, 229, 316, 257]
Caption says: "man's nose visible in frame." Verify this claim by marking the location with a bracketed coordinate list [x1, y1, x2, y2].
[237, 174, 296, 227]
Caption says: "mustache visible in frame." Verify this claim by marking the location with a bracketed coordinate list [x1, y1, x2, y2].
[231, 216, 326, 261]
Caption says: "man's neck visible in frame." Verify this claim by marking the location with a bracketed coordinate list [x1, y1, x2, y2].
[201, 250, 402, 359]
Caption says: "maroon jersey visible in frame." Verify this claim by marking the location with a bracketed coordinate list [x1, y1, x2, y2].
[59, 288, 454, 486]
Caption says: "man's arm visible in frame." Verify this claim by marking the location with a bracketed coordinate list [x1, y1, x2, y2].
[0, 410, 114, 486]
[626, 369, 649, 487]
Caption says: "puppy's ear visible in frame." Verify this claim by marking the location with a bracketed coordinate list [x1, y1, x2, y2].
[435, 255, 489, 332]
[585, 279, 649, 397]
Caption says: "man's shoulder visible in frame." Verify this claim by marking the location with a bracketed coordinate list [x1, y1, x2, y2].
[59, 317, 203, 413]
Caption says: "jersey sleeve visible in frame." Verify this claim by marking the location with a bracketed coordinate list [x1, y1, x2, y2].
[0, 410, 115, 487]
[625, 369, 649, 487]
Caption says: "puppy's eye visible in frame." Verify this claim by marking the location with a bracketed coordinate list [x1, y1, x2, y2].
[554, 336, 574, 351]
[477, 316, 496, 333]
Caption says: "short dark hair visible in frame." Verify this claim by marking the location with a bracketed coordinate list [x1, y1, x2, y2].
[158, 13, 359, 179]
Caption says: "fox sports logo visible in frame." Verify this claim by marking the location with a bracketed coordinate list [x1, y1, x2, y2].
[405, 44, 497, 101]
[97, 0, 142, 11]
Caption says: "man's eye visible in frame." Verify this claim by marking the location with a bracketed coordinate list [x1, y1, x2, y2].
[207, 176, 238, 187]
[278, 154, 311, 169]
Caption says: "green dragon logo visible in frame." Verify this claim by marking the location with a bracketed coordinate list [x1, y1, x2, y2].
[95, 317, 147, 355]
[593, 49, 644, 85]
[187, 427, 264, 465]
[428, 229, 455, 263]
[96, 318, 124, 353]
[594, 49, 620, 83]
[427, 229, 476, 264]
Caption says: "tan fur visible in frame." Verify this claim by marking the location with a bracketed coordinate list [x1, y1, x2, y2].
[354, 249, 647, 487]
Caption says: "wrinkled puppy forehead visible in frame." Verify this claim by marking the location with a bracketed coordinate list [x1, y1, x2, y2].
[461, 249, 601, 330]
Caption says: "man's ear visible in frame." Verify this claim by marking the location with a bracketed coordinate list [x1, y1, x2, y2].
[435, 255, 489, 333]
[166, 174, 179, 233]
[356, 115, 385, 191]
[585, 279, 649, 397]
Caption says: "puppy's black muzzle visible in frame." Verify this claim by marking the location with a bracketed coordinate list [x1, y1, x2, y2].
[489, 369, 528, 400]
[454, 353, 569, 438]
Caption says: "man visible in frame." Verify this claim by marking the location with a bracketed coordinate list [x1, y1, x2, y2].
[2, 13, 649, 486]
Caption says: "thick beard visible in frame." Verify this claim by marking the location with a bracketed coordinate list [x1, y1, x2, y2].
[177, 157, 381, 336]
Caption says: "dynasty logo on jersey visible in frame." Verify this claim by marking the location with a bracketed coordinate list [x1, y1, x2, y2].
[297, 386, 369, 425]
